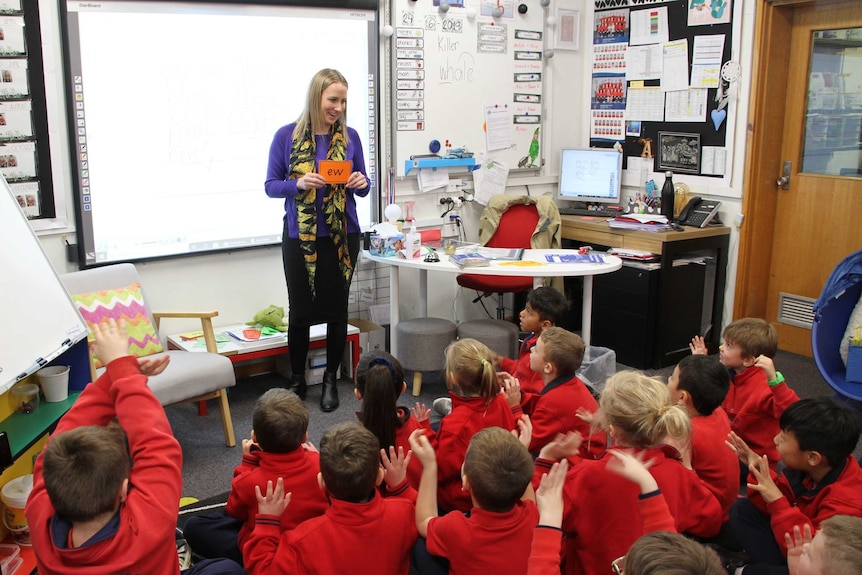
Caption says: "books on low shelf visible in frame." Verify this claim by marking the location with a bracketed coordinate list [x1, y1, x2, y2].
[449, 252, 491, 268]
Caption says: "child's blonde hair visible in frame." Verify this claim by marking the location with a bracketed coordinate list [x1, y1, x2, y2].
[445, 338, 497, 402]
[600, 370, 691, 448]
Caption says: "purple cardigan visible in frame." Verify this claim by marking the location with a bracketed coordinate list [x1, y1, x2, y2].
[265, 123, 370, 238]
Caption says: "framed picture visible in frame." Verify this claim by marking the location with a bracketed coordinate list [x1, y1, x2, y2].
[555, 8, 580, 51]
[657, 131, 701, 174]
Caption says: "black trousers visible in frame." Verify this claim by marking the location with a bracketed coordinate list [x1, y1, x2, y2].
[282, 229, 360, 376]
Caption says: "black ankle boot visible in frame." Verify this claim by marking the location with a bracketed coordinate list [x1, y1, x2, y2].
[288, 373, 307, 400]
[320, 371, 339, 412]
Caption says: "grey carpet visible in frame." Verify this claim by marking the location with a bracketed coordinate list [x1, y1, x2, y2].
[168, 351, 860, 502]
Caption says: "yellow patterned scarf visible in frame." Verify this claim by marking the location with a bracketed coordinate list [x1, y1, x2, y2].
[289, 121, 352, 298]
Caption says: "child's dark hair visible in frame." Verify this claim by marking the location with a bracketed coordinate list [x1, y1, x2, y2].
[355, 352, 405, 453]
[252, 388, 309, 453]
[42, 425, 130, 522]
[779, 397, 862, 467]
[526, 287, 569, 326]
[463, 427, 533, 512]
[539, 327, 584, 375]
[319, 422, 381, 503]
[445, 338, 497, 402]
[676, 355, 730, 416]
[722, 318, 778, 359]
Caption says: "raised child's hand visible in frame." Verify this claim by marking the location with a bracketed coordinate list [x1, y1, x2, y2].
[407, 428, 436, 467]
[575, 407, 595, 425]
[381, 445, 412, 489]
[410, 402, 431, 423]
[726, 431, 760, 468]
[785, 523, 814, 575]
[242, 437, 260, 456]
[538, 431, 583, 462]
[92, 319, 130, 366]
[137, 355, 170, 376]
[512, 414, 532, 449]
[255, 477, 291, 517]
[748, 454, 783, 503]
[689, 335, 707, 355]
[499, 372, 521, 407]
[535, 459, 569, 528]
[753, 355, 777, 382]
[606, 449, 658, 494]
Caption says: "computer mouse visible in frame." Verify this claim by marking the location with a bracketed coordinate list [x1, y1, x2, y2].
[670, 223, 685, 232]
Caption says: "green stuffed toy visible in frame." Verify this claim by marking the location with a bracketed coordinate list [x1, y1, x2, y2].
[246, 305, 289, 332]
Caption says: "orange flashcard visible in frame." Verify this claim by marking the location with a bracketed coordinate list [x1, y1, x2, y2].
[318, 160, 352, 184]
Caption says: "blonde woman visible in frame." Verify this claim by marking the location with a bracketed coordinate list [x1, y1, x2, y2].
[265, 69, 369, 412]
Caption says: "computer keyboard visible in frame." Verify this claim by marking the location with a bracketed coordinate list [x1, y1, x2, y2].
[558, 206, 624, 218]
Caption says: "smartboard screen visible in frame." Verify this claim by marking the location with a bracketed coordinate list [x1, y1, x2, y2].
[61, 0, 378, 266]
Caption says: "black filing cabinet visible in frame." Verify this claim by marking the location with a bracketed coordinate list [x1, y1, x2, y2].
[591, 262, 705, 369]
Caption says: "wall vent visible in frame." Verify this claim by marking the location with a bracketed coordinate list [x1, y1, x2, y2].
[777, 293, 816, 329]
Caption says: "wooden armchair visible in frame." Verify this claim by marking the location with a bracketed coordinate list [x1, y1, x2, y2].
[61, 263, 236, 447]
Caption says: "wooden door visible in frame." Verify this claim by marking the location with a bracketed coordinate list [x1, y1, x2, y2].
[737, 0, 862, 356]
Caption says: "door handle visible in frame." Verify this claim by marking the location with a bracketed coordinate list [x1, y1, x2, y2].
[777, 160, 791, 190]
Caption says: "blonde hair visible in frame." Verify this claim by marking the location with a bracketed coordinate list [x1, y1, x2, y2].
[821, 515, 862, 575]
[294, 68, 349, 140]
[600, 370, 691, 448]
[445, 338, 497, 402]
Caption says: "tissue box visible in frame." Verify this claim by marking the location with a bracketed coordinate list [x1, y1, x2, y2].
[847, 345, 862, 383]
[369, 233, 405, 257]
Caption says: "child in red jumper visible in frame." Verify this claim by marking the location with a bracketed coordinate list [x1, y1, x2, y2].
[493, 286, 569, 395]
[417, 338, 515, 513]
[354, 351, 430, 491]
[410, 426, 537, 575]
[534, 370, 722, 575]
[244, 422, 418, 575]
[183, 387, 328, 564]
[25, 319, 243, 575]
[691, 318, 799, 470]
[727, 397, 862, 575]
[667, 354, 740, 521]
[504, 326, 606, 458]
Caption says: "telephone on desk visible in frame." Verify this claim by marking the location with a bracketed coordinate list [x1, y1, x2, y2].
[678, 197, 722, 228]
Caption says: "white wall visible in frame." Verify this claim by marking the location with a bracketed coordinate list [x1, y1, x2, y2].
[35, 0, 757, 335]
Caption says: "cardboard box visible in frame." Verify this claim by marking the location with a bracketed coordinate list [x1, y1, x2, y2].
[348, 319, 386, 355]
[369, 233, 404, 257]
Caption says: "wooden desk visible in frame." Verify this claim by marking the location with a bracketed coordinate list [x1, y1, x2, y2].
[560, 216, 731, 368]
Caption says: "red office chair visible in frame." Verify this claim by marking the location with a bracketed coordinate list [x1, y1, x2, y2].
[456, 203, 539, 320]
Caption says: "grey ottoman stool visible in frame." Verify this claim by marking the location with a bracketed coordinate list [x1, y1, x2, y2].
[396, 318, 458, 396]
[457, 319, 519, 359]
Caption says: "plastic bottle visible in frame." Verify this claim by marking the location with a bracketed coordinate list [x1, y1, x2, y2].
[405, 219, 422, 259]
[661, 171, 675, 220]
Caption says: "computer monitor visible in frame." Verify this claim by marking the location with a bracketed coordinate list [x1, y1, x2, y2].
[558, 148, 623, 205]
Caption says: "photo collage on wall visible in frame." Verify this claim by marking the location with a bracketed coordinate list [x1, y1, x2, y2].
[590, 0, 734, 179]
[0, 0, 51, 219]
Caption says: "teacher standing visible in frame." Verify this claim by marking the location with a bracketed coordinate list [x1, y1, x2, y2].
[265, 68, 370, 412]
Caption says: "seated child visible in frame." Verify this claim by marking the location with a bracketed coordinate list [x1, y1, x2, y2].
[354, 351, 430, 491]
[534, 370, 722, 575]
[624, 531, 726, 574]
[418, 338, 516, 513]
[667, 354, 740, 520]
[786, 515, 862, 575]
[727, 396, 862, 574]
[528, 449, 679, 575]
[691, 318, 799, 468]
[244, 422, 418, 575]
[25, 319, 243, 575]
[183, 387, 328, 564]
[410, 426, 537, 575]
[493, 286, 569, 395]
[504, 326, 606, 458]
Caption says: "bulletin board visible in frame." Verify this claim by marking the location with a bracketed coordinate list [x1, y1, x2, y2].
[390, 0, 546, 177]
[588, 0, 738, 181]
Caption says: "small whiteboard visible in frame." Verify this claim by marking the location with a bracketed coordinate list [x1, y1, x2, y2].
[0, 177, 88, 393]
